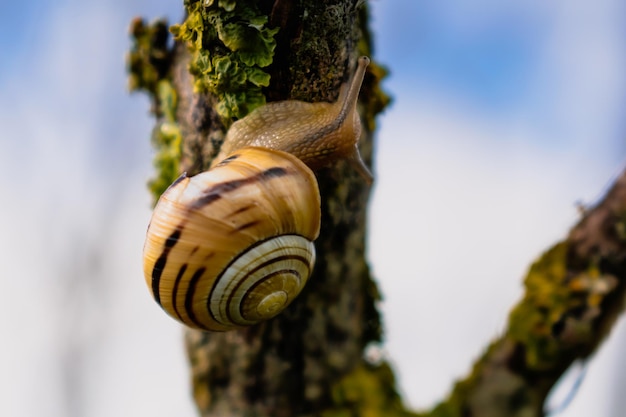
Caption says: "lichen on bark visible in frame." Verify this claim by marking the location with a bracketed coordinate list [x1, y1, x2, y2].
[420, 171, 626, 417]
[171, 0, 279, 121]
[128, 18, 182, 200]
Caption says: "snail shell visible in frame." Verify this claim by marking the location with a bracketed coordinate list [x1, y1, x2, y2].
[143, 147, 321, 331]
[143, 56, 370, 331]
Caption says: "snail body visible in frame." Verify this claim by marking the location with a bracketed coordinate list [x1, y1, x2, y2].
[214, 56, 372, 180]
[143, 57, 370, 331]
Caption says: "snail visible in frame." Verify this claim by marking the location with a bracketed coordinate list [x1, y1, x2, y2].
[142, 56, 371, 331]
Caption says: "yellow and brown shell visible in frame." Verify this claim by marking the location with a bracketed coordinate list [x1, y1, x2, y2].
[142, 147, 321, 331]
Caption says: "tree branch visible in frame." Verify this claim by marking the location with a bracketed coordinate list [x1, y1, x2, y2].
[424, 168, 626, 417]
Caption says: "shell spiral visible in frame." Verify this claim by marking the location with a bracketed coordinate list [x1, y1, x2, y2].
[142, 147, 321, 331]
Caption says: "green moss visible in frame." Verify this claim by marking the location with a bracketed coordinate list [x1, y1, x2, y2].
[427, 401, 463, 417]
[324, 362, 418, 417]
[127, 18, 172, 95]
[506, 240, 619, 371]
[361, 60, 392, 132]
[148, 80, 182, 200]
[127, 17, 181, 202]
[356, 5, 392, 133]
[170, 0, 279, 121]
[507, 243, 572, 369]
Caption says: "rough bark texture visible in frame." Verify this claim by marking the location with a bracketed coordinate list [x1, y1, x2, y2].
[176, 2, 389, 414]
[128, 1, 626, 416]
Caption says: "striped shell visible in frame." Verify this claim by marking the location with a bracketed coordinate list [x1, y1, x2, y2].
[143, 147, 321, 331]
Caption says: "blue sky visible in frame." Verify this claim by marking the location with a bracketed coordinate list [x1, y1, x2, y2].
[1, 1, 625, 416]
[375, 2, 542, 105]
[374, 1, 626, 153]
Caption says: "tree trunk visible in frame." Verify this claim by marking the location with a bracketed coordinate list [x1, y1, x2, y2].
[128, 1, 626, 416]
[130, 1, 399, 416]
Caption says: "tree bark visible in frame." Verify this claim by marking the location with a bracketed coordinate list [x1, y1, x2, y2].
[130, 1, 399, 416]
[420, 168, 626, 417]
[128, 1, 626, 416]
[175, 1, 391, 414]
